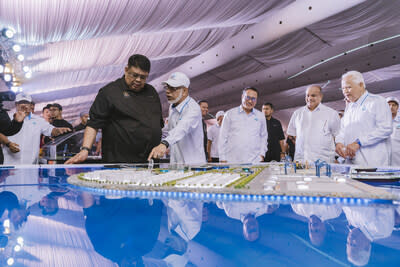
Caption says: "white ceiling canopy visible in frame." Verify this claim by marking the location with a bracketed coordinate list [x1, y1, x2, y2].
[0, 0, 398, 126]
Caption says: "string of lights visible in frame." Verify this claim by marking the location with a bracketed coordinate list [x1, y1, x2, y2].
[0, 27, 32, 93]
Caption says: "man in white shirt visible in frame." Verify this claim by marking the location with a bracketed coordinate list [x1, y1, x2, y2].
[148, 72, 205, 164]
[287, 85, 340, 163]
[218, 87, 268, 164]
[291, 203, 342, 246]
[207, 110, 224, 162]
[1, 93, 71, 165]
[335, 71, 392, 166]
[343, 206, 394, 266]
[387, 97, 400, 166]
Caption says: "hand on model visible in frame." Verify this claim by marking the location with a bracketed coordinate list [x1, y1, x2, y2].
[147, 144, 167, 161]
[65, 149, 88, 164]
[52, 127, 72, 136]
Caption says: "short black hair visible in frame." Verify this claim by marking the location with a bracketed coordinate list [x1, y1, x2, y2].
[51, 103, 63, 111]
[263, 102, 274, 109]
[198, 100, 208, 105]
[42, 104, 52, 112]
[243, 86, 259, 96]
[128, 54, 151, 73]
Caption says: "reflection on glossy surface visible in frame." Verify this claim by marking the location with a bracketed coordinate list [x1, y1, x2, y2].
[0, 166, 400, 266]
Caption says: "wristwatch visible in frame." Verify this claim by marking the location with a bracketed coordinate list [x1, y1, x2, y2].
[160, 140, 169, 148]
[80, 146, 91, 152]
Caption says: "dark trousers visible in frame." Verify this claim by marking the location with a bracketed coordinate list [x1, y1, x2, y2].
[211, 157, 219, 163]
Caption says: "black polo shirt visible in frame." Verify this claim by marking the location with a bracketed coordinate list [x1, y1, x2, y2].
[87, 77, 163, 163]
[265, 116, 285, 162]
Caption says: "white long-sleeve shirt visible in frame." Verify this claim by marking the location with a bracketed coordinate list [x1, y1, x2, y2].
[336, 91, 393, 166]
[291, 203, 342, 221]
[3, 113, 54, 165]
[218, 106, 268, 164]
[343, 206, 394, 241]
[165, 96, 206, 164]
[207, 123, 221, 158]
[390, 116, 400, 166]
[287, 103, 340, 163]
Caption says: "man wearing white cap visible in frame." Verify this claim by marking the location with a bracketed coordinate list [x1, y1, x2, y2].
[0, 93, 71, 164]
[148, 72, 205, 164]
[336, 71, 392, 166]
[387, 97, 400, 166]
[207, 111, 224, 162]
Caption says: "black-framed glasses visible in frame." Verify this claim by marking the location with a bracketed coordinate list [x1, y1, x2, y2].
[243, 95, 257, 102]
[126, 72, 148, 81]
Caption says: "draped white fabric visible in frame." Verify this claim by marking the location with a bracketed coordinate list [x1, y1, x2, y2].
[0, 0, 399, 121]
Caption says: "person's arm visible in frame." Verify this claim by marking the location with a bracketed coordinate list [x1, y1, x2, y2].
[0, 110, 26, 136]
[51, 127, 72, 136]
[279, 140, 285, 156]
[277, 120, 286, 157]
[148, 102, 202, 160]
[218, 112, 230, 162]
[0, 133, 20, 153]
[207, 140, 212, 162]
[259, 114, 268, 161]
[65, 126, 98, 164]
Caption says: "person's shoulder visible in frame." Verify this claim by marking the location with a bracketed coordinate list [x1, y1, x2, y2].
[99, 77, 124, 93]
[225, 106, 238, 115]
[320, 103, 337, 113]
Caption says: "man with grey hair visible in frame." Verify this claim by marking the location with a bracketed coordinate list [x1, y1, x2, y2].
[335, 71, 392, 166]
[387, 97, 400, 166]
[287, 85, 340, 163]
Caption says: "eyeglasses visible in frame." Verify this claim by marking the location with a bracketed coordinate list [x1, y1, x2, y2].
[126, 72, 148, 81]
[164, 85, 184, 92]
[243, 95, 257, 102]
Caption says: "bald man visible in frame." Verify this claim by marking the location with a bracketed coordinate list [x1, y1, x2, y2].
[287, 85, 340, 163]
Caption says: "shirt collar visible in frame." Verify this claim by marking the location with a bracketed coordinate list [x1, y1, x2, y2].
[354, 90, 368, 106]
[305, 103, 322, 112]
[173, 96, 191, 113]
[239, 105, 254, 114]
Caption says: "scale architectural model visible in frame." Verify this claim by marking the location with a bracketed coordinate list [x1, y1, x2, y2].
[67, 163, 399, 204]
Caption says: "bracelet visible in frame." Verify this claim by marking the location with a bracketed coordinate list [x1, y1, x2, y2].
[80, 146, 91, 152]
[5, 141, 11, 147]
[160, 140, 169, 148]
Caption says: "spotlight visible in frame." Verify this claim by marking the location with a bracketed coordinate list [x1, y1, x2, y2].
[25, 72, 32, 79]
[2, 28, 14, 39]
[0, 65, 3, 73]
[17, 54, 24, 61]
[7, 257, 14, 266]
[11, 86, 19, 93]
[12, 44, 21, 52]
[23, 66, 30, 72]
[4, 74, 12, 82]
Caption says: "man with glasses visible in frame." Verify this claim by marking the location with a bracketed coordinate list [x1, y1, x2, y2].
[335, 71, 392, 166]
[218, 87, 267, 163]
[148, 72, 205, 164]
[287, 85, 340, 163]
[66, 54, 163, 164]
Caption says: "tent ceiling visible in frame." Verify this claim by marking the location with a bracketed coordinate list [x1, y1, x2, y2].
[0, 0, 399, 126]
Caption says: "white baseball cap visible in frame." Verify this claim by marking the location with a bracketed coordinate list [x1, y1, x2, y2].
[215, 110, 225, 119]
[386, 97, 399, 105]
[162, 72, 190, 88]
[15, 93, 32, 103]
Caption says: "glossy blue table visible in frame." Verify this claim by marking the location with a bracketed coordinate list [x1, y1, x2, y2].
[1, 165, 399, 267]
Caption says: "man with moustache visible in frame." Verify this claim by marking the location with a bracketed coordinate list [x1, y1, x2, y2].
[218, 87, 268, 163]
[148, 72, 205, 164]
[66, 54, 163, 164]
[335, 71, 392, 166]
[287, 85, 340, 163]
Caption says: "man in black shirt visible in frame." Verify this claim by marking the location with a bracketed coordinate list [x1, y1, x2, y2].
[262, 103, 285, 162]
[74, 111, 89, 132]
[0, 109, 26, 164]
[198, 100, 209, 160]
[66, 54, 163, 164]
[50, 103, 73, 130]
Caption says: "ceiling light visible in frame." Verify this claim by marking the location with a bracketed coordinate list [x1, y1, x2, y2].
[2, 28, 14, 39]
[23, 66, 30, 72]
[4, 74, 12, 82]
[17, 54, 24, 61]
[12, 44, 21, 52]
[25, 72, 32, 79]
[0, 65, 4, 73]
